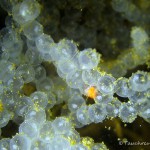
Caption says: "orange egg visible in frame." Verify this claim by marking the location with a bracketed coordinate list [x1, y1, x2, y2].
[86, 86, 97, 99]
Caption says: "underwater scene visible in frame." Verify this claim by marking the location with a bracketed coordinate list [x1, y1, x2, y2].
[0, 0, 150, 150]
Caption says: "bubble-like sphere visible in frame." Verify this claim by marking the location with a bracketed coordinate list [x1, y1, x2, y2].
[16, 64, 35, 83]
[82, 69, 101, 86]
[0, 138, 10, 150]
[0, 109, 11, 128]
[137, 101, 150, 119]
[0, 60, 15, 82]
[25, 49, 42, 65]
[129, 91, 146, 104]
[51, 39, 78, 61]
[11, 76, 24, 92]
[59, 39, 78, 56]
[88, 104, 106, 123]
[12, 0, 41, 25]
[10, 134, 30, 150]
[129, 71, 150, 92]
[22, 20, 43, 40]
[69, 113, 84, 129]
[1, 91, 15, 111]
[116, 77, 135, 97]
[52, 77, 70, 104]
[25, 108, 46, 125]
[46, 92, 56, 109]
[0, 0, 18, 12]
[131, 27, 149, 56]
[36, 77, 54, 92]
[48, 44, 60, 61]
[39, 121, 54, 143]
[63, 129, 80, 144]
[97, 75, 116, 95]
[57, 59, 78, 75]
[35, 34, 54, 54]
[30, 91, 48, 108]
[119, 103, 137, 123]
[30, 139, 49, 150]
[95, 93, 113, 104]
[19, 120, 39, 138]
[52, 117, 72, 134]
[2, 30, 23, 57]
[15, 96, 33, 117]
[106, 103, 118, 118]
[49, 136, 71, 150]
[68, 94, 85, 112]
[78, 48, 100, 70]
[76, 105, 91, 125]
[66, 70, 83, 89]
[34, 65, 46, 81]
